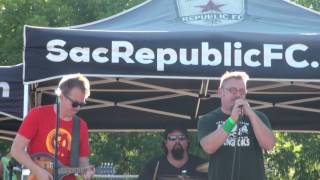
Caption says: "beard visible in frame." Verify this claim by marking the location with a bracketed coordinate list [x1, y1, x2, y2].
[171, 143, 185, 160]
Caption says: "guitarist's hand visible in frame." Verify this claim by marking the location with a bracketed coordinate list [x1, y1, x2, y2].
[81, 165, 95, 180]
[34, 166, 53, 180]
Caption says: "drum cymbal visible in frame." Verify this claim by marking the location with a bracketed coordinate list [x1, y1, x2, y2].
[196, 162, 209, 173]
[158, 175, 206, 180]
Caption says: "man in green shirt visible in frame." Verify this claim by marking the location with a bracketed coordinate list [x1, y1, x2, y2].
[198, 71, 276, 180]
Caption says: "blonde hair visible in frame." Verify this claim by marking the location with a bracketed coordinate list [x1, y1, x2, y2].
[219, 71, 249, 88]
[55, 73, 90, 99]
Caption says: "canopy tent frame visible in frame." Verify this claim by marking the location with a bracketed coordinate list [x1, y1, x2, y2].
[23, 77, 320, 131]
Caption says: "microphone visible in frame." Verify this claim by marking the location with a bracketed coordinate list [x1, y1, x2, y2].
[239, 105, 244, 117]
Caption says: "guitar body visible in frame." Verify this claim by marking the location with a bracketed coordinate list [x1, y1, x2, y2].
[28, 152, 93, 180]
[28, 152, 66, 180]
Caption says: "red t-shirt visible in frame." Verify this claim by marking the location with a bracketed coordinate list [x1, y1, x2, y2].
[18, 105, 90, 180]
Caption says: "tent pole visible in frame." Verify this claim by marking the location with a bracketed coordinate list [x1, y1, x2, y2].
[23, 84, 29, 118]
[20, 84, 30, 180]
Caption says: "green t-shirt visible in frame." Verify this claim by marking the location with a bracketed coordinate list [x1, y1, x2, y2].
[197, 108, 272, 180]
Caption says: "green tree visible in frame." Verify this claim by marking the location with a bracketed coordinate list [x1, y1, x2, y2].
[292, 0, 320, 11]
[265, 133, 320, 180]
[1, 0, 320, 179]
[88, 132, 320, 178]
[0, 0, 145, 65]
[89, 131, 207, 174]
[0, 140, 11, 156]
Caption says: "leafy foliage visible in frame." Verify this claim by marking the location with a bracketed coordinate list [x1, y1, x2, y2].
[88, 131, 320, 178]
[89, 131, 207, 174]
[0, 140, 11, 156]
[0, 0, 144, 65]
[265, 133, 320, 180]
[0, 0, 320, 179]
[292, 0, 320, 11]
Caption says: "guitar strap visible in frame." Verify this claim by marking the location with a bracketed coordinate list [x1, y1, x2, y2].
[70, 115, 80, 167]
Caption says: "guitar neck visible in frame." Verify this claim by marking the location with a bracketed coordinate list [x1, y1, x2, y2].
[58, 167, 87, 175]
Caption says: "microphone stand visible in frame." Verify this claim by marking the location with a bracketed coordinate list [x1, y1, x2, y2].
[8, 160, 14, 180]
[230, 112, 243, 180]
[8, 158, 20, 180]
[53, 97, 60, 180]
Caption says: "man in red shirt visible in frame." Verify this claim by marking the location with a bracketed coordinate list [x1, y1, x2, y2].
[11, 73, 94, 180]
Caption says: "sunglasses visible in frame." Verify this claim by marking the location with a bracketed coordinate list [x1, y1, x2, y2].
[64, 95, 86, 108]
[167, 135, 187, 141]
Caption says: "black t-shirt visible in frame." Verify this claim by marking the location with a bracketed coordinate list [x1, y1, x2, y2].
[138, 154, 208, 180]
[198, 108, 272, 180]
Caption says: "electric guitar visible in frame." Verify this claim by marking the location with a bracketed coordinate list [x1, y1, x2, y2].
[28, 152, 94, 180]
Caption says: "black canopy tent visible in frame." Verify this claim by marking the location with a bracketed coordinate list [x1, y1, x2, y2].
[0, 64, 23, 140]
[23, 0, 320, 131]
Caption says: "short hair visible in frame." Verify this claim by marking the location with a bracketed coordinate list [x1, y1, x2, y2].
[219, 71, 249, 88]
[55, 73, 90, 99]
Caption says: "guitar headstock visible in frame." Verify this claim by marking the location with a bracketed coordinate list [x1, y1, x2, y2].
[95, 162, 116, 175]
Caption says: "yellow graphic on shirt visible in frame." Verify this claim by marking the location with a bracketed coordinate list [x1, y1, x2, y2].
[46, 128, 72, 157]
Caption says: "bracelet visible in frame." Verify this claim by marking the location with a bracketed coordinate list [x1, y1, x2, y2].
[222, 117, 236, 133]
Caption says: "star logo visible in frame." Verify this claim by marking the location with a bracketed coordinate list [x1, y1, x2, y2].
[176, 0, 244, 26]
[196, 0, 225, 13]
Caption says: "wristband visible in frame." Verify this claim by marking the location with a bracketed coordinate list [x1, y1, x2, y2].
[222, 117, 236, 133]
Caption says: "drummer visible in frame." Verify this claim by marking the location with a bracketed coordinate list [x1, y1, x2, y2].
[138, 126, 207, 180]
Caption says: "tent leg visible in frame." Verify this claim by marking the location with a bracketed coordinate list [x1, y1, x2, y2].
[23, 84, 29, 118]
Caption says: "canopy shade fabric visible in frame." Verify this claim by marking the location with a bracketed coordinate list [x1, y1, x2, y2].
[0, 64, 23, 140]
[23, 0, 320, 131]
